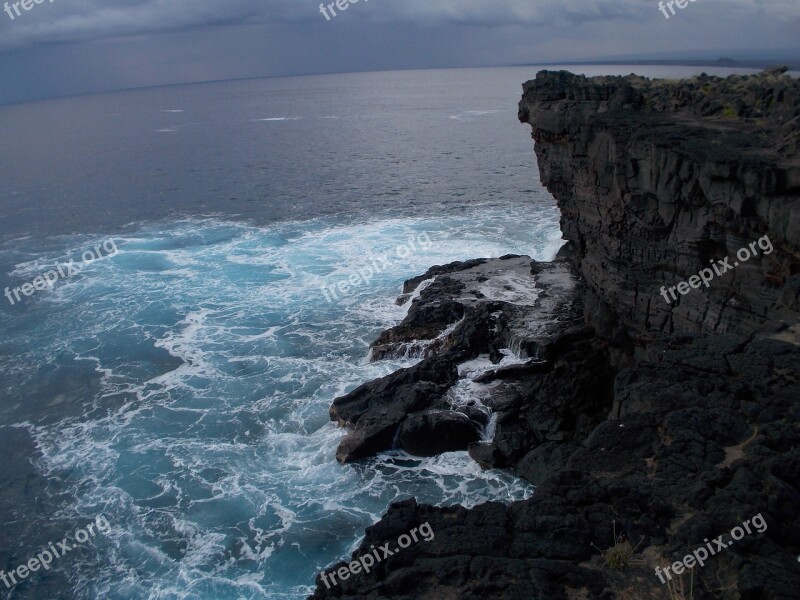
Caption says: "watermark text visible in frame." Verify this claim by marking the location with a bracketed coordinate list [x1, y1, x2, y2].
[4, 0, 55, 21]
[0, 514, 111, 590]
[655, 513, 767, 584]
[660, 235, 773, 304]
[5, 238, 118, 306]
[319, 521, 435, 589]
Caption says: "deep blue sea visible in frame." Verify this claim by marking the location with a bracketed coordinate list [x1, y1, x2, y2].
[0, 65, 759, 599]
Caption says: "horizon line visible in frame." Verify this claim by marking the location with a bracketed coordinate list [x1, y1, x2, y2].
[3, 56, 799, 109]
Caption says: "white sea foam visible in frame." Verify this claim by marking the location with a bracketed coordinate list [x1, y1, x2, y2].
[252, 117, 303, 122]
[449, 109, 507, 121]
[2, 210, 557, 599]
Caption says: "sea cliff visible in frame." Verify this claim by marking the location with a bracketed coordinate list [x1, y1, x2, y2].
[309, 69, 800, 600]
[519, 68, 800, 339]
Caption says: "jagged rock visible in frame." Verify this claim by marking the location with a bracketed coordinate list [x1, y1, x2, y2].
[371, 277, 467, 361]
[403, 258, 492, 292]
[331, 355, 459, 463]
[518, 69, 800, 339]
[318, 329, 800, 600]
[372, 256, 570, 361]
[468, 442, 504, 469]
[396, 412, 481, 456]
[330, 257, 584, 464]
[314, 69, 800, 600]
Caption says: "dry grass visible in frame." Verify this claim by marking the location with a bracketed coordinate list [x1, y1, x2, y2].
[591, 521, 644, 571]
[666, 568, 694, 600]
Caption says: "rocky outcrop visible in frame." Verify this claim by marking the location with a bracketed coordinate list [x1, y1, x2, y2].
[330, 355, 461, 463]
[330, 256, 582, 463]
[314, 329, 800, 600]
[312, 69, 800, 600]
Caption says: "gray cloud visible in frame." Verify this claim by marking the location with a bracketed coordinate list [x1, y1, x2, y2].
[0, 0, 798, 105]
[3, 0, 797, 50]
[0, 0, 263, 49]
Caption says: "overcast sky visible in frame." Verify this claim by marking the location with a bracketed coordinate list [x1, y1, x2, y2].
[1, 0, 799, 105]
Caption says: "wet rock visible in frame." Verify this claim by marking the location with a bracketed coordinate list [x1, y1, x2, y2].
[468, 442, 504, 469]
[331, 257, 583, 463]
[396, 412, 481, 456]
[331, 355, 459, 463]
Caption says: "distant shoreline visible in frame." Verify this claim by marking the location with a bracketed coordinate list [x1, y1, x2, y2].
[511, 58, 800, 71]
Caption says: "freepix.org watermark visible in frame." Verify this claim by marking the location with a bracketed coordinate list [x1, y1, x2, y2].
[320, 232, 432, 303]
[654, 513, 767, 584]
[319, 522, 435, 590]
[4, 238, 118, 306]
[659, 235, 773, 305]
[658, 0, 699, 20]
[0, 515, 111, 590]
[319, 0, 369, 21]
[4, 0, 55, 21]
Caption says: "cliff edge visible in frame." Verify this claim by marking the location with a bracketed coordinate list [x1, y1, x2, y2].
[309, 69, 800, 600]
[518, 68, 800, 339]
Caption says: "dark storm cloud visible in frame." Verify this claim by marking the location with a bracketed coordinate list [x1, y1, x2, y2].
[0, 0, 263, 49]
[3, 0, 795, 50]
[0, 0, 798, 104]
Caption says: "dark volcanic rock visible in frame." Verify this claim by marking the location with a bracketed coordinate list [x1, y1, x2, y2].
[396, 412, 481, 456]
[396, 258, 489, 305]
[331, 355, 459, 463]
[314, 69, 800, 600]
[330, 257, 583, 463]
[370, 276, 467, 361]
[319, 330, 800, 600]
[518, 68, 800, 339]
[370, 255, 563, 361]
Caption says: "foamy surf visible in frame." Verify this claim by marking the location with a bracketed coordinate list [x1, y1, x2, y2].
[0, 206, 560, 599]
[252, 117, 303, 122]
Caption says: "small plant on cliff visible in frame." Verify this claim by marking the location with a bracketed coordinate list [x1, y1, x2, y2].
[590, 521, 644, 571]
[666, 568, 694, 600]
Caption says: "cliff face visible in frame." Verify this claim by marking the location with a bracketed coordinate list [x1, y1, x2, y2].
[518, 69, 800, 338]
[309, 70, 800, 600]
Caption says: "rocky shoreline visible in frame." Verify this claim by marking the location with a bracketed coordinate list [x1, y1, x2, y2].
[309, 69, 800, 600]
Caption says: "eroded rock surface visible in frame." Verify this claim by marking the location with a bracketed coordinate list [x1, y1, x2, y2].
[314, 69, 800, 600]
[518, 68, 800, 339]
[331, 257, 581, 463]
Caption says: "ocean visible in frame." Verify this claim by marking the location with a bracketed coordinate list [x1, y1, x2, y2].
[0, 65, 759, 599]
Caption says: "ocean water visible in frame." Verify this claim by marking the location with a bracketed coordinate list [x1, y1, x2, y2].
[0, 65, 757, 599]
[1, 212, 563, 599]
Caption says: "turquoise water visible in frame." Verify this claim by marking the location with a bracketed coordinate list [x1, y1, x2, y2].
[0, 206, 561, 598]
